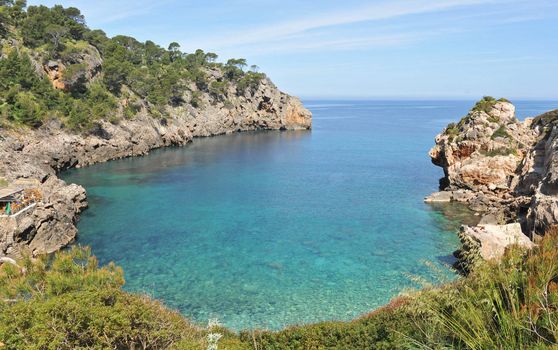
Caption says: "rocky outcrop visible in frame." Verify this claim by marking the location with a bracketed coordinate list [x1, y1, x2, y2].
[429, 100, 537, 194]
[44, 44, 103, 91]
[521, 111, 558, 236]
[457, 223, 534, 262]
[428, 97, 558, 263]
[0, 79, 311, 258]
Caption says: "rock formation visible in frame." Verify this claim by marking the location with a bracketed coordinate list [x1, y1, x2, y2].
[428, 97, 558, 262]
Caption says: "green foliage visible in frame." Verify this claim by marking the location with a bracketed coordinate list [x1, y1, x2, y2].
[0, 3, 266, 131]
[0, 246, 237, 350]
[472, 96, 511, 114]
[472, 96, 498, 113]
[237, 71, 265, 95]
[423, 230, 558, 349]
[20, 5, 86, 50]
[243, 299, 416, 349]
[61, 63, 87, 95]
[102, 57, 131, 93]
[62, 82, 118, 130]
[209, 80, 227, 101]
[481, 145, 518, 157]
[190, 90, 202, 108]
[491, 125, 510, 139]
[224, 58, 247, 81]
[444, 122, 462, 142]
[0, 50, 54, 127]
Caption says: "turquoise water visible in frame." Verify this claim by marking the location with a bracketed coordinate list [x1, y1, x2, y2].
[62, 100, 558, 330]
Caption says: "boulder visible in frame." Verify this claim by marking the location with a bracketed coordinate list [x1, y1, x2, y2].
[459, 223, 534, 261]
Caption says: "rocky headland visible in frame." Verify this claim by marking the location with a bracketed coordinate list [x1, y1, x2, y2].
[426, 97, 558, 264]
[0, 78, 311, 258]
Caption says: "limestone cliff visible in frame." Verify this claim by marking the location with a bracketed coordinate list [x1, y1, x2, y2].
[427, 97, 558, 262]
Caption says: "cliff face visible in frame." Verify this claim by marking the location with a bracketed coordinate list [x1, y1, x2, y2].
[429, 102, 537, 193]
[521, 111, 558, 236]
[427, 99, 558, 262]
[0, 79, 311, 258]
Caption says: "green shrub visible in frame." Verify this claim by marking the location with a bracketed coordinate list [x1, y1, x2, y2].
[237, 71, 265, 95]
[10, 91, 44, 126]
[487, 114, 500, 123]
[61, 63, 87, 95]
[0, 246, 246, 350]
[209, 80, 227, 101]
[422, 229, 558, 349]
[491, 125, 510, 139]
[190, 90, 203, 108]
[472, 96, 497, 113]
[481, 145, 518, 157]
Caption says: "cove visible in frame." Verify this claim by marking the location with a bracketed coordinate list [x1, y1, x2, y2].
[61, 100, 553, 330]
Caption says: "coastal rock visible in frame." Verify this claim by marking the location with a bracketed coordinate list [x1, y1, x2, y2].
[515, 110, 558, 236]
[424, 191, 452, 202]
[458, 223, 534, 261]
[427, 100, 558, 263]
[429, 100, 537, 194]
[424, 190, 476, 203]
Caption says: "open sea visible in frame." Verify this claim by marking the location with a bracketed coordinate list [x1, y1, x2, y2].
[62, 100, 558, 330]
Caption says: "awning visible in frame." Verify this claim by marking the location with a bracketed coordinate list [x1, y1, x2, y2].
[0, 187, 24, 202]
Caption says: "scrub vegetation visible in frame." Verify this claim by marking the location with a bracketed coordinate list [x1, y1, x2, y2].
[3, 230, 558, 349]
[0, 1, 265, 131]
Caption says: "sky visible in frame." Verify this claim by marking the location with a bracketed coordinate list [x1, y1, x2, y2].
[28, 0, 558, 100]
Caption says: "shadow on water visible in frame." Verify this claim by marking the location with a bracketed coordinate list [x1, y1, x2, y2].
[64, 130, 312, 187]
[426, 201, 480, 266]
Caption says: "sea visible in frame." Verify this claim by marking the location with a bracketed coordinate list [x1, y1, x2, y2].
[62, 99, 558, 330]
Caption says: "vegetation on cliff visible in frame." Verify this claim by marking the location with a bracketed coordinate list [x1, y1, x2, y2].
[3, 231, 558, 349]
[0, 1, 266, 130]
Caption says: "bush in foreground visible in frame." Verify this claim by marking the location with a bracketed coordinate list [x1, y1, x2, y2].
[0, 246, 244, 350]
[2, 232, 558, 349]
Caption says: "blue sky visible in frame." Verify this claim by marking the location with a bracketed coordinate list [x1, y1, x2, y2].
[28, 0, 558, 99]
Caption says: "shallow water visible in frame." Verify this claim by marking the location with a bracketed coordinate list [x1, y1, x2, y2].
[62, 100, 558, 330]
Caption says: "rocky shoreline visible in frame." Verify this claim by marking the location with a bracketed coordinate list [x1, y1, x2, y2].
[0, 79, 311, 258]
[426, 98, 558, 264]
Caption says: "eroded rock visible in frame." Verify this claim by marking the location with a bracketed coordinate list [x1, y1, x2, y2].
[458, 223, 534, 261]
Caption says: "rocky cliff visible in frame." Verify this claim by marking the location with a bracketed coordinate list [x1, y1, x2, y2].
[427, 97, 558, 263]
[0, 79, 311, 258]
